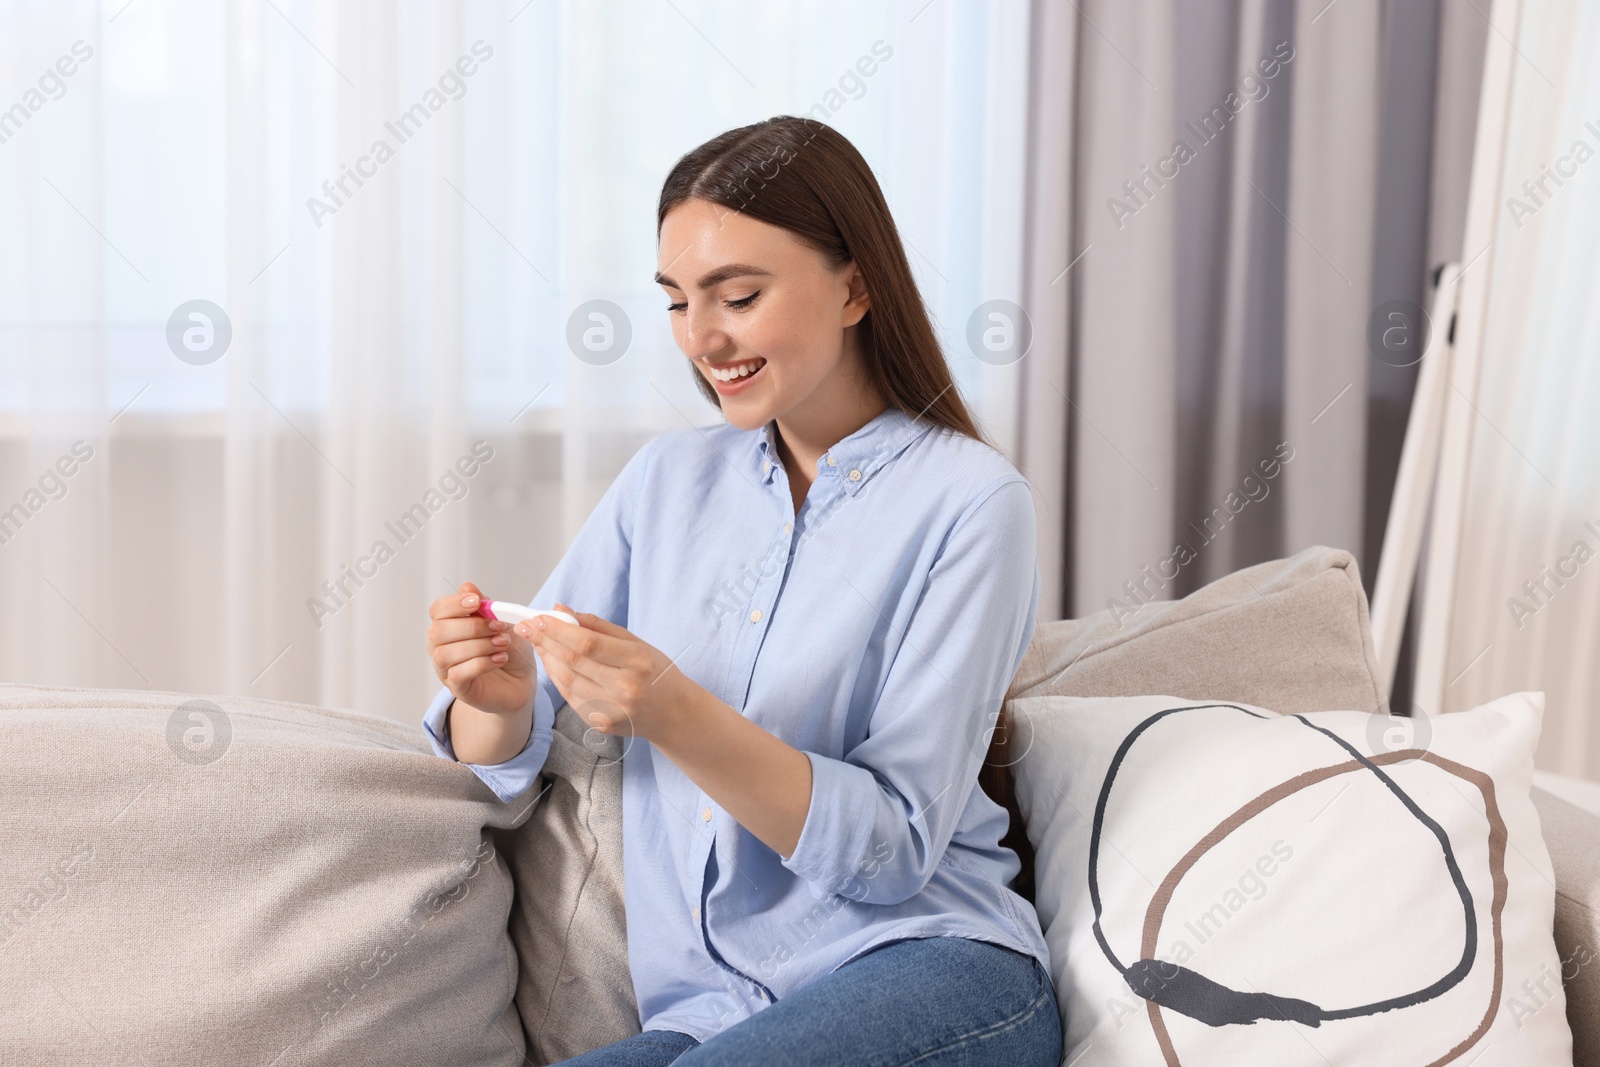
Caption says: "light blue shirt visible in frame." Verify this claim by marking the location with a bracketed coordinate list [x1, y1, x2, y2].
[421, 404, 1049, 1041]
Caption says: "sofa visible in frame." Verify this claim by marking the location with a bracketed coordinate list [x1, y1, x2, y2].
[1, 544, 1593, 1065]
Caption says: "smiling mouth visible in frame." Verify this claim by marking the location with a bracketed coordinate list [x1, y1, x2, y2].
[707, 357, 767, 382]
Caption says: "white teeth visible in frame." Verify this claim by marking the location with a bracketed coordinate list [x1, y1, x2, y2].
[711, 359, 765, 382]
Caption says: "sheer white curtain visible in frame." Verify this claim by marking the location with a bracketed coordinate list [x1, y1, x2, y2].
[1435, 0, 1600, 776]
[0, 0, 1031, 724]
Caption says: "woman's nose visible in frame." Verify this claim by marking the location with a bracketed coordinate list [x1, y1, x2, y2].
[682, 306, 729, 359]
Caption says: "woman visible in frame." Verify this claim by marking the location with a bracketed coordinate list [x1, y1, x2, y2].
[422, 115, 1061, 1066]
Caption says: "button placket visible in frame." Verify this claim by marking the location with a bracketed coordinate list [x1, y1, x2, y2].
[685, 812, 714, 927]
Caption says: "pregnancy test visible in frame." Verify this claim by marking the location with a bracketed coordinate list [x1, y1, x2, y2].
[475, 600, 578, 628]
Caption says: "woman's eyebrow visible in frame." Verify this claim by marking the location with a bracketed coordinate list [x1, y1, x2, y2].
[653, 264, 772, 290]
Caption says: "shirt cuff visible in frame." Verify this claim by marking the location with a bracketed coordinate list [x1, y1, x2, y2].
[421, 683, 556, 804]
[780, 750, 878, 898]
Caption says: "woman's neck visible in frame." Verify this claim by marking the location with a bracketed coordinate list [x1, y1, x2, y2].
[766, 330, 888, 508]
[772, 397, 889, 512]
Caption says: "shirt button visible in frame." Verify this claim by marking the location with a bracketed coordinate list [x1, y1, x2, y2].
[826, 455, 837, 467]
[692, 906, 699, 923]
[749, 609, 762, 623]
[782, 522, 792, 534]
[701, 806, 712, 822]
[848, 469, 862, 481]
[763, 460, 771, 472]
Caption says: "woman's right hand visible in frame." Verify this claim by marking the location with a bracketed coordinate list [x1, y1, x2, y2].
[427, 581, 536, 717]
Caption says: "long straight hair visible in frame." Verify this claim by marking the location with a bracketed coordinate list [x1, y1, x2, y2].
[656, 116, 1039, 900]
[655, 115, 995, 453]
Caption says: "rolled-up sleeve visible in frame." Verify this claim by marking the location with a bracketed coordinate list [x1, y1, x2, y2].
[422, 682, 560, 805]
[780, 478, 1040, 904]
[422, 436, 657, 804]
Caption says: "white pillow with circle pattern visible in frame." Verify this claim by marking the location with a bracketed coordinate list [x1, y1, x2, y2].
[1010, 690, 1573, 1066]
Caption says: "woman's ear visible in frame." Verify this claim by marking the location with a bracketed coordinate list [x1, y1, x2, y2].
[841, 261, 872, 328]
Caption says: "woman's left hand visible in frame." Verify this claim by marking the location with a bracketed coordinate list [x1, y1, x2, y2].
[517, 602, 710, 741]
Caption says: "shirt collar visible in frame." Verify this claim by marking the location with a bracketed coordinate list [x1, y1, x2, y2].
[755, 405, 935, 495]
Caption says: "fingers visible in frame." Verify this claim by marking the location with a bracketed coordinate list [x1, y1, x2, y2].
[567, 609, 630, 639]
[521, 611, 629, 669]
[428, 614, 507, 651]
[527, 629, 612, 692]
[441, 651, 504, 689]
[543, 663, 613, 721]
[428, 600, 534, 677]
[432, 637, 508, 678]
[430, 582, 486, 621]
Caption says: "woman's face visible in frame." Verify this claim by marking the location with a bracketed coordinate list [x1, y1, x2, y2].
[656, 197, 871, 431]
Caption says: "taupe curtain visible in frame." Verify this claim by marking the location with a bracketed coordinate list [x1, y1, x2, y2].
[1017, 0, 1489, 711]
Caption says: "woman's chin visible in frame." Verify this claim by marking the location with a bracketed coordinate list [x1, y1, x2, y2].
[720, 405, 773, 430]
[714, 380, 779, 428]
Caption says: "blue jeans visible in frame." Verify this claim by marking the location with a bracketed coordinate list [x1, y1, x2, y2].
[554, 935, 1062, 1066]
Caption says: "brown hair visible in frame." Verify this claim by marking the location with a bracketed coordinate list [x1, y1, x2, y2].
[657, 116, 1038, 901]
[655, 115, 996, 452]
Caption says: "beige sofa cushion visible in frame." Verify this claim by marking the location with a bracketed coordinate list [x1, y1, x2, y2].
[1531, 787, 1600, 1065]
[1010, 544, 1386, 715]
[504, 705, 638, 1063]
[0, 683, 528, 1066]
